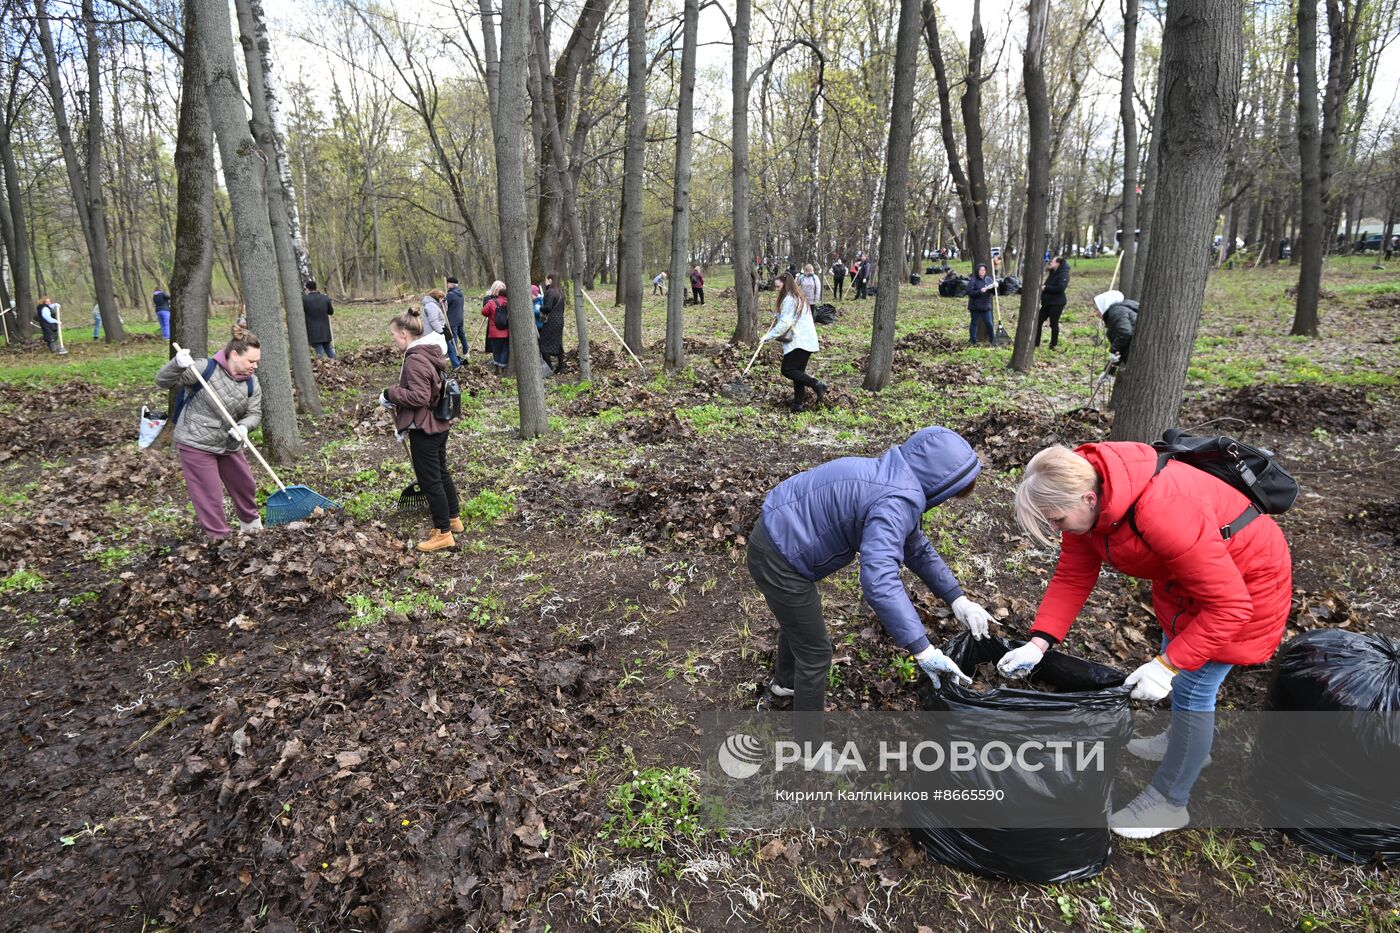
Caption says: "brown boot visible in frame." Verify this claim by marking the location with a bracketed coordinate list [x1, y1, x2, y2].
[416, 529, 456, 553]
[449, 516, 464, 534]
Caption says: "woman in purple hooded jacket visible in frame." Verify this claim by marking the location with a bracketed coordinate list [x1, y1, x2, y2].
[746, 427, 994, 757]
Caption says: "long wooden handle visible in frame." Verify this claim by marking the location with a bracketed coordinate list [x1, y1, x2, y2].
[742, 340, 765, 375]
[172, 342, 286, 492]
[580, 288, 647, 374]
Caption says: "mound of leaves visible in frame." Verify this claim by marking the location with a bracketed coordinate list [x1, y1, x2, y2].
[0, 447, 182, 572]
[1365, 293, 1400, 311]
[1204, 383, 1383, 432]
[1, 589, 614, 930]
[79, 514, 415, 643]
[564, 341, 622, 372]
[1346, 500, 1400, 545]
[605, 453, 799, 553]
[309, 357, 366, 393]
[0, 379, 128, 462]
[852, 328, 960, 375]
[958, 406, 1111, 470]
[617, 411, 695, 445]
[562, 380, 658, 417]
[338, 344, 401, 367]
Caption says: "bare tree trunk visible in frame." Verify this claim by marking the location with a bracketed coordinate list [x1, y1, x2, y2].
[529, 0, 589, 383]
[192, 0, 302, 459]
[236, 0, 321, 415]
[1111, 0, 1242, 442]
[494, 0, 548, 436]
[1131, 72, 1165, 298]
[1010, 0, 1050, 372]
[960, 0, 992, 267]
[1118, 0, 1140, 291]
[665, 0, 698, 371]
[732, 0, 757, 345]
[923, 1, 988, 269]
[620, 0, 646, 351]
[169, 0, 215, 357]
[35, 0, 125, 340]
[862, 0, 920, 391]
[0, 106, 34, 341]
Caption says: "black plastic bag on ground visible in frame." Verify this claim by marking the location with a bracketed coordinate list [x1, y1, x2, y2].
[938, 274, 969, 298]
[1257, 629, 1400, 863]
[907, 633, 1131, 884]
[997, 275, 1022, 296]
[812, 303, 838, 324]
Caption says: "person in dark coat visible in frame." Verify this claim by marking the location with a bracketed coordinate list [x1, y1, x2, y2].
[153, 287, 172, 339]
[829, 258, 846, 300]
[748, 427, 992, 760]
[1093, 291, 1138, 365]
[1035, 256, 1071, 350]
[379, 306, 460, 553]
[966, 262, 996, 344]
[538, 273, 566, 374]
[854, 254, 872, 299]
[445, 276, 468, 365]
[301, 280, 335, 358]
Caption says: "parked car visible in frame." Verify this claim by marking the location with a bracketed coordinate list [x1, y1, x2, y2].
[1355, 233, 1384, 253]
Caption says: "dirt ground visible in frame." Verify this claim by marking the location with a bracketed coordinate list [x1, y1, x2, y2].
[1, 258, 1398, 931]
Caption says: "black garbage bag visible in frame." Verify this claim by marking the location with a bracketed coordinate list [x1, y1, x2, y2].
[907, 633, 1131, 884]
[1257, 630, 1400, 863]
[997, 275, 1022, 296]
[812, 303, 838, 325]
[938, 274, 969, 298]
[909, 273, 922, 285]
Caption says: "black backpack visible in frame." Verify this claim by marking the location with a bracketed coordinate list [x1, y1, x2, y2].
[434, 369, 462, 422]
[492, 299, 509, 331]
[171, 359, 254, 425]
[1127, 428, 1299, 541]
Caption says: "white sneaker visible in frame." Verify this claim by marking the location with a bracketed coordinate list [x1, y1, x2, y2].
[769, 681, 795, 698]
[239, 517, 263, 534]
[1126, 730, 1212, 766]
[1110, 785, 1190, 839]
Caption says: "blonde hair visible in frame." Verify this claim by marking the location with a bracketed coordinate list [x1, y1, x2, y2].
[803, 263, 815, 274]
[488, 280, 505, 297]
[1014, 446, 1099, 546]
[428, 288, 446, 301]
[390, 305, 424, 337]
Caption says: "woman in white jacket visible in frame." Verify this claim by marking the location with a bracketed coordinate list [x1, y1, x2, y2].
[761, 271, 827, 412]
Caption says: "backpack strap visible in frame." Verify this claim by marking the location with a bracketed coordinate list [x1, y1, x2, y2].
[1126, 449, 1259, 541]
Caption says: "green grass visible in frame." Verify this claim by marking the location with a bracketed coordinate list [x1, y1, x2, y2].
[340, 588, 447, 631]
[459, 489, 514, 525]
[0, 569, 46, 593]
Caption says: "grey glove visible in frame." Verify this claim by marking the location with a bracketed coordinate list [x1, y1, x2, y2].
[378, 391, 392, 409]
[914, 646, 972, 689]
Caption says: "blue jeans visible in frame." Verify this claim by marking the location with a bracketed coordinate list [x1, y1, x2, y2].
[157, 308, 171, 339]
[443, 330, 461, 368]
[450, 321, 469, 358]
[969, 309, 994, 343]
[489, 337, 509, 370]
[1150, 635, 1233, 808]
[312, 341, 336, 359]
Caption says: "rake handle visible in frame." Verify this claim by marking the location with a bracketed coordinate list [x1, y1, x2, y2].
[172, 342, 286, 493]
[742, 339, 765, 376]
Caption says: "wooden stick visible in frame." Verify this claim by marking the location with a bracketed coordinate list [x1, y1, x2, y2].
[172, 342, 286, 492]
[579, 289, 647, 374]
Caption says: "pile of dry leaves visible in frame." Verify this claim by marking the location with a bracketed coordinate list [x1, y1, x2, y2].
[1202, 383, 1384, 432]
[0, 379, 128, 462]
[959, 407, 1111, 469]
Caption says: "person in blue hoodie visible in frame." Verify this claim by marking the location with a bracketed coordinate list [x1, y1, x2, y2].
[966, 262, 996, 344]
[747, 427, 993, 741]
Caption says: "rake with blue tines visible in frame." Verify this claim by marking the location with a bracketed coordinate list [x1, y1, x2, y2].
[172, 343, 338, 525]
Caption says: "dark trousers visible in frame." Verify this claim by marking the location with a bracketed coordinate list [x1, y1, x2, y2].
[693, 287, 704, 304]
[747, 519, 829, 746]
[832, 278, 844, 300]
[969, 309, 994, 344]
[1035, 304, 1064, 348]
[450, 321, 469, 358]
[40, 321, 58, 350]
[407, 429, 460, 532]
[312, 341, 336, 359]
[487, 337, 509, 370]
[542, 350, 564, 374]
[855, 279, 868, 299]
[780, 348, 821, 408]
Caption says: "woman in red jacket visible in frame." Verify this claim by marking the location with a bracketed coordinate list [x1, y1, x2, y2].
[482, 282, 509, 375]
[1003, 443, 1292, 839]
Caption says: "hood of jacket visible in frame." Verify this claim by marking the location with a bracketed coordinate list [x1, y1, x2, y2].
[407, 331, 448, 362]
[1093, 290, 1125, 315]
[897, 427, 981, 508]
[1074, 441, 1160, 530]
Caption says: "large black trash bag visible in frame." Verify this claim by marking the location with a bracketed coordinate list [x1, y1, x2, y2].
[906, 633, 1132, 884]
[1258, 629, 1400, 863]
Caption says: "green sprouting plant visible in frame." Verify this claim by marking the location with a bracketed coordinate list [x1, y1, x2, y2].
[341, 588, 446, 630]
[460, 489, 514, 525]
[887, 655, 918, 683]
[68, 591, 98, 609]
[463, 589, 506, 629]
[0, 483, 38, 508]
[342, 488, 398, 520]
[94, 547, 134, 571]
[601, 767, 706, 853]
[0, 569, 46, 593]
[554, 379, 593, 400]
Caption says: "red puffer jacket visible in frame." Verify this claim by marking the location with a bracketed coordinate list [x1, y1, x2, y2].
[1030, 442, 1292, 672]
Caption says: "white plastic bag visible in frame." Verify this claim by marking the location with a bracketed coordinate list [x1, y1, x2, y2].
[138, 405, 168, 449]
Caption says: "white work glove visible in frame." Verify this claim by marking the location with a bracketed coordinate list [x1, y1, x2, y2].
[227, 424, 249, 444]
[378, 391, 392, 409]
[997, 641, 1045, 679]
[1108, 352, 1121, 364]
[913, 646, 972, 689]
[1124, 656, 1177, 702]
[174, 348, 194, 369]
[950, 596, 991, 639]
